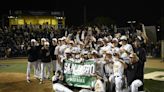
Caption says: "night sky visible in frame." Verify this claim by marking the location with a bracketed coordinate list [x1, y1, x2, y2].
[0, 0, 163, 26]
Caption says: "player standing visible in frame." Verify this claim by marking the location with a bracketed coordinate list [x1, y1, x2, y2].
[40, 41, 51, 84]
[50, 38, 57, 75]
[26, 39, 38, 83]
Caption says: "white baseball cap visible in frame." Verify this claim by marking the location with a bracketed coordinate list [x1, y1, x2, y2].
[41, 38, 46, 41]
[98, 38, 103, 42]
[103, 37, 109, 42]
[31, 39, 36, 42]
[108, 35, 113, 40]
[121, 53, 128, 58]
[120, 35, 127, 40]
[100, 47, 108, 54]
[71, 47, 80, 53]
[64, 48, 71, 54]
[112, 38, 118, 43]
[52, 38, 57, 42]
[91, 50, 98, 55]
[61, 37, 66, 40]
[58, 38, 62, 41]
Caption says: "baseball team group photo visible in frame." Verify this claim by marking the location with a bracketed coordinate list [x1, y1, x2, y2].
[0, 1, 164, 92]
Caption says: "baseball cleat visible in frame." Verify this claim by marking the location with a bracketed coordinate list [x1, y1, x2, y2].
[39, 81, 43, 84]
[27, 80, 31, 83]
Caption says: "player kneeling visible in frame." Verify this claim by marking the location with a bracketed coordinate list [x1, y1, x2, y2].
[52, 71, 73, 92]
[126, 53, 143, 92]
[79, 71, 105, 92]
[112, 51, 128, 92]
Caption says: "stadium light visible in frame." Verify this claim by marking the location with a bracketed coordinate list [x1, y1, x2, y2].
[132, 21, 136, 23]
[8, 16, 15, 18]
[157, 26, 160, 31]
[127, 21, 132, 23]
[127, 21, 136, 24]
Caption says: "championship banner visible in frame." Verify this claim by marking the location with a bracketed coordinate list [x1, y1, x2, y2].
[63, 60, 96, 88]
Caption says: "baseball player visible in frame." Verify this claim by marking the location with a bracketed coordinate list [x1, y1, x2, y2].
[112, 50, 128, 92]
[71, 47, 83, 63]
[63, 47, 72, 60]
[52, 83, 73, 92]
[52, 68, 73, 92]
[52, 71, 73, 92]
[67, 40, 74, 50]
[50, 38, 57, 75]
[79, 71, 105, 92]
[79, 89, 94, 92]
[103, 50, 114, 92]
[111, 38, 120, 53]
[89, 50, 99, 62]
[35, 38, 46, 79]
[103, 50, 113, 75]
[130, 79, 143, 92]
[133, 39, 146, 91]
[119, 35, 133, 64]
[58, 37, 67, 71]
[54, 38, 62, 73]
[26, 39, 38, 83]
[104, 36, 113, 51]
[94, 71, 106, 92]
[95, 38, 104, 52]
[127, 53, 143, 92]
[81, 50, 89, 60]
[40, 41, 51, 84]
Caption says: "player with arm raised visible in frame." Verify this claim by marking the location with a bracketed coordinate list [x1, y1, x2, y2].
[26, 39, 38, 83]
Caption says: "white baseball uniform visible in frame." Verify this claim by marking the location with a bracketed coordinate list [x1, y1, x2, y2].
[120, 44, 133, 64]
[120, 44, 133, 55]
[79, 89, 94, 92]
[52, 83, 73, 92]
[113, 60, 125, 92]
[26, 61, 37, 80]
[94, 79, 105, 92]
[55, 45, 62, 72]
[130, 79, 143, 92]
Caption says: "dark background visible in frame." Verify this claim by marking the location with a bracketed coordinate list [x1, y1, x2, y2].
[0, 0, 163, 26]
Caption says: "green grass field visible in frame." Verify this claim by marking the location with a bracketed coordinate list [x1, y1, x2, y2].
[0, 59, 164, 92]
[0, 59, 27, 73]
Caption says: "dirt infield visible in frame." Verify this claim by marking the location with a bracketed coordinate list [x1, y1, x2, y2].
[0, 73, 52, 92]
[0, 58, 164, 92]
[145, 58, 164, 69]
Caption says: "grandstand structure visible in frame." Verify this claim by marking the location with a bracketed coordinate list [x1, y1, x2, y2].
[8, 10, 65, 29]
